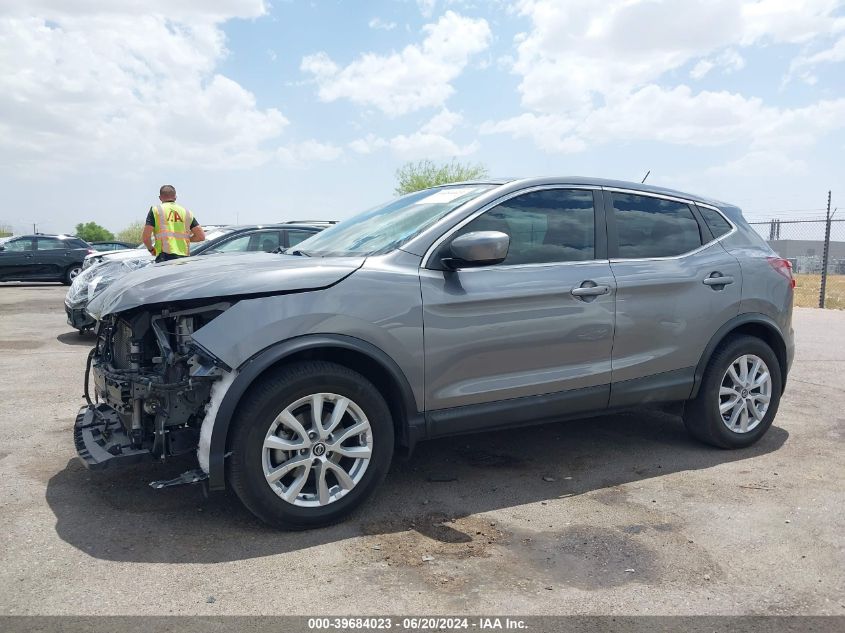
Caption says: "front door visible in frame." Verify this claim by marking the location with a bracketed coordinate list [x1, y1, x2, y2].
[420, 187, 615, 432]
[0, 237, 36, 280]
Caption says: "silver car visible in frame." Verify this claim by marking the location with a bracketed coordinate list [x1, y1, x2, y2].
[75, 177, 795, 529]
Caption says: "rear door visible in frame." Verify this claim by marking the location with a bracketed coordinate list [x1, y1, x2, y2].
[34, 236, 71, 279]
[420, 187, 616, 429]
[605, 189, 742, 406]
[0, 237, 36, 280]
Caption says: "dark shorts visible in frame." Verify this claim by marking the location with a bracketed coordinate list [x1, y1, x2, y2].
[155, 253, 187, 263]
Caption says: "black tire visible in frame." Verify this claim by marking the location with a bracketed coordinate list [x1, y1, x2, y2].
[63, 265, 82, 285]
[684, 335, 782, 448]
[228, 361, 394, 529]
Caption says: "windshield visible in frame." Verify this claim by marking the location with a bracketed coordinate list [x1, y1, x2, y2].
[292, 185, 495, 256]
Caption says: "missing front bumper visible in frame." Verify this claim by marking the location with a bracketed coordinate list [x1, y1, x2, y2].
[65, 304, 95, 331]
[74, 404, 150, 470]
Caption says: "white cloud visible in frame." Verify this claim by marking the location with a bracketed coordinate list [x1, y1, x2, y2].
[277, 140, 343, 166]
[0, 1, 296, 173]
[420, 108, 462, 135]
[416, 0, 437, 18]
[787, 36, 845, 83]
[484, 0, 845, 157]
[508, 0, 840, 117]
[690, 59, 716, 80]
[482, 86, 845, 153]
[349, 108, 477, 158]
[368, 17, 397, 31]
[691, 48, 745, 79]
[301, 11, 491, 116]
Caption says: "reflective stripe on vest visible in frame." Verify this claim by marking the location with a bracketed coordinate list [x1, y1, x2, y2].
[153, 203, 193, 256]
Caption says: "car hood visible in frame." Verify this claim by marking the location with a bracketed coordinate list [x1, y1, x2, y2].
[86, 252, 365, 319]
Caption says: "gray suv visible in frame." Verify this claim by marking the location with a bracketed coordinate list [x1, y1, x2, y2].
[75, 177, 795, 529]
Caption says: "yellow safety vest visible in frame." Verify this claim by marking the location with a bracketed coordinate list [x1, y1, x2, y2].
[152, 202, 193, 257]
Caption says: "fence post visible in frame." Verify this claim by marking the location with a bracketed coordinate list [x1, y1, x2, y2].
[819, 190, 832, 309]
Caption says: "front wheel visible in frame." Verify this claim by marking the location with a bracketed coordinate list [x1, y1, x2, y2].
[228, 361, 394, 529]
[684, 335, 782, 448]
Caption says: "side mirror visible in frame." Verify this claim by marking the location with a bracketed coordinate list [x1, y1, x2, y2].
[443, 231, 509, 269]
[0, 245, 5, 251]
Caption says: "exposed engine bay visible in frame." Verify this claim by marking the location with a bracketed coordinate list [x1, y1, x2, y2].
[75, 303, 232, 479]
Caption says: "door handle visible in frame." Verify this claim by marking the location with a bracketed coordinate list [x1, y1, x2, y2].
[571, 284, 610, 297]
[703, 274, 734, 287]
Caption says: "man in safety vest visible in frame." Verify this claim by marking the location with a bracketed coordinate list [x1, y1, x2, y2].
[142, 185, 206, 263]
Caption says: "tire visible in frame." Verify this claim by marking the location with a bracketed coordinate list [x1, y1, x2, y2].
[684, 335, 782, 448]
[228, 361, 394, 529]
[63, 265, 82, 285]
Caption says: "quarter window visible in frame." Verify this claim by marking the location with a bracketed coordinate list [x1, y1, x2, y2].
[697, 206, 733, 238]
[612, 194, 701, 258]
[456, 189, 596, 265]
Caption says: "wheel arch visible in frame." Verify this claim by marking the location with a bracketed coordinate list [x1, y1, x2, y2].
[691, 313, 788, 399]
[207, 334, 423, 491]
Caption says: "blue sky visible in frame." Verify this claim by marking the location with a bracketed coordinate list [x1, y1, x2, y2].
[1, 0, 843, 236]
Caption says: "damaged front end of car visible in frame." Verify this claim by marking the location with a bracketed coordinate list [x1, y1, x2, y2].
[75, 302, 233, 485]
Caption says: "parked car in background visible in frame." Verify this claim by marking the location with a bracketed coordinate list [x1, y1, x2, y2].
[66, 223, 328, 332]
[91, 241, 137, 252]
[0, 234, 93, 284]
[74, 178, 794, 529]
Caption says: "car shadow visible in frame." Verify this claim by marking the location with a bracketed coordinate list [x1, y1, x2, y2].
[45, 410, 788, 564]
[56, 331, 96, 346]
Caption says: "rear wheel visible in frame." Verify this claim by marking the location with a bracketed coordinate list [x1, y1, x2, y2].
[684, 335, 782, 448]
[228, 361, 394, 529]
[63, 265, 82, 285]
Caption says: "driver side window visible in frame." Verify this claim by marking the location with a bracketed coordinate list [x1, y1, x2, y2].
[3, 238, 35, 252]
[455, 189, 596, 265]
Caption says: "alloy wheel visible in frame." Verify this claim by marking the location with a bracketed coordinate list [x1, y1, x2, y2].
[718, 354, 772, 434]
[262, 393, 373, 507]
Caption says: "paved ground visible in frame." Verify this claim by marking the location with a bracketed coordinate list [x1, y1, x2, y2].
[0, 284, 842, 616]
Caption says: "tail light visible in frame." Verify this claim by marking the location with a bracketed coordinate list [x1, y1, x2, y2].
[768, 257, 795, 288]
[87, 248, 95, 255]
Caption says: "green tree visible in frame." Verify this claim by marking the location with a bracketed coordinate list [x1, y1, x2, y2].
[116, 221, 145, 245]
[75, 222, 114, 242]
[0, 223, 12, 238]
[394, 159, 489, 195]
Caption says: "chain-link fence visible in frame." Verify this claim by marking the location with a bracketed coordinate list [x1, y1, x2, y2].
[748, 218, 845, 309]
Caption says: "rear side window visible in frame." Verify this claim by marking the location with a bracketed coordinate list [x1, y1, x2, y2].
[37, 237, 67, 250]
[612, 194, 701, 258]
[67, 239, 90, 249]
[697, 206, 733, 238]
[457, 189, 596, 265]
